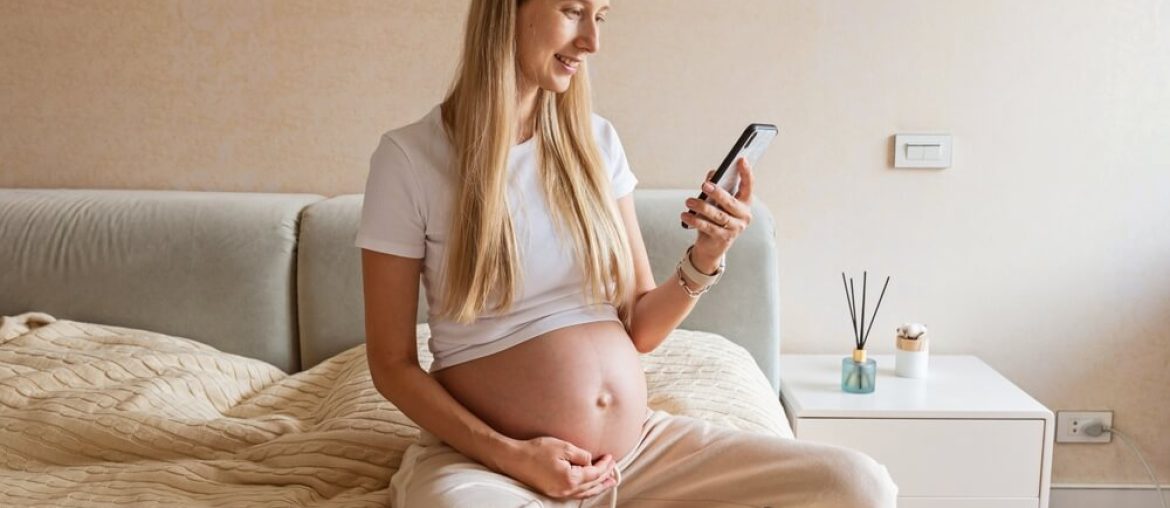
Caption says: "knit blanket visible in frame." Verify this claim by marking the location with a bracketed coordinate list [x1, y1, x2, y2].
[0, 313, 790, 507]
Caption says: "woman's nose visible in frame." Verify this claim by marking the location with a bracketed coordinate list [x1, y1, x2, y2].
[577, 21, 600, 54]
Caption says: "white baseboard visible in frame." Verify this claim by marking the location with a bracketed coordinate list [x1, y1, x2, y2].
[1051, 484, 1168, 508]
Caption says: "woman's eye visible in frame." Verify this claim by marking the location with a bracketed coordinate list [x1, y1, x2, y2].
[564, 7, 603, 23]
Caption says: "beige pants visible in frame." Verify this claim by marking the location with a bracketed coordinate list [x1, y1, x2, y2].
[390, 409, 898, 508]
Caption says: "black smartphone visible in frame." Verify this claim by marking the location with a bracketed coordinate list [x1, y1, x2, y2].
[682, 123, 778, 229]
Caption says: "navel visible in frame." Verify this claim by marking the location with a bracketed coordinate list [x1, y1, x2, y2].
[595, 391, 613, 408]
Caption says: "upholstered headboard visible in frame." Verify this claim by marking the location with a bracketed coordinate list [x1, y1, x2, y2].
[0, 188, 782, 391]
[0, 189, 320, 373]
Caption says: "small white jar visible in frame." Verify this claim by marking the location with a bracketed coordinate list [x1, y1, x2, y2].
[895, 336, 929, 378]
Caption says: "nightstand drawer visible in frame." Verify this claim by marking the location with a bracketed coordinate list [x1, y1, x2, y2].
[796, 418, 1044, 498]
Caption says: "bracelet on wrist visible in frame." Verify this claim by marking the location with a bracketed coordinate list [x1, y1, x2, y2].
[675, 245, 725, 298]
[676, 263, 707, 298]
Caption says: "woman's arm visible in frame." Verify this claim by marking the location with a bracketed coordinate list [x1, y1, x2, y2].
[369, 359, 517, 470]
[361, 248, 515, 471]
[615, 195, 708, 353]
[620, 160, 756, 353]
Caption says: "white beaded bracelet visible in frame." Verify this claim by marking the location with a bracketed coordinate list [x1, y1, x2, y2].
[675, 245, 725, 298]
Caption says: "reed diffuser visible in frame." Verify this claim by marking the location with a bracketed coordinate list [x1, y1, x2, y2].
[840, 271, 890, 393]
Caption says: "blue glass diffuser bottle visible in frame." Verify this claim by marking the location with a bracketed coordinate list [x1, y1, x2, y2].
[841, 349, 876, 393]
[839, 271, 890, 394]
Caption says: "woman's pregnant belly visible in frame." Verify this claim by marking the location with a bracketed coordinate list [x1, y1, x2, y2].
[431, 320, 648, 461]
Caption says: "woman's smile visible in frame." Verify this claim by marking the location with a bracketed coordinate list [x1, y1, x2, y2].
[555, 53, 580, 73]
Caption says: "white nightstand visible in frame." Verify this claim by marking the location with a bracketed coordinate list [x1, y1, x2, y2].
[779, 354, 1053, 508]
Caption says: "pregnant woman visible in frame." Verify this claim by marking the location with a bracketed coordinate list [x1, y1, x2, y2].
[356, 1, 898, 506]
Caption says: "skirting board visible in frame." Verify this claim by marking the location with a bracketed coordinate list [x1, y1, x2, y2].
[1051, 484, 1168, 508]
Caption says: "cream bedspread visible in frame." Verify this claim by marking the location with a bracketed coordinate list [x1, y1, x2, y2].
[0, 312, 791, 507]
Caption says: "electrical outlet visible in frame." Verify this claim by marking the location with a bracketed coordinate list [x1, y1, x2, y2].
[1056, 410, 1113, 443]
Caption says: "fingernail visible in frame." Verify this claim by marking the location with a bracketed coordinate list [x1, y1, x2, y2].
[702, 182, 714, 191]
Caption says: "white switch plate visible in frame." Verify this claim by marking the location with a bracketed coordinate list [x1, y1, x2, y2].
[894, 134, 951, 168]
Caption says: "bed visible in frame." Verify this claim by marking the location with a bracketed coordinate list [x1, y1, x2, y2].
[0, 188, 792, 506]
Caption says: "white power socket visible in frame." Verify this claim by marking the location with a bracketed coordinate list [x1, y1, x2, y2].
[1056, 410, 1113, 443]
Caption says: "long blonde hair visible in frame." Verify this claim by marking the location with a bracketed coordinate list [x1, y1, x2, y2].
[435, 0, 635, 330]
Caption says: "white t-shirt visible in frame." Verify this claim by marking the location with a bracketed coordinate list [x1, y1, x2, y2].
[355, 105, 639, 372]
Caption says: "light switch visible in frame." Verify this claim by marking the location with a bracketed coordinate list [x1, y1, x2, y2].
[894, 134, 952, 169]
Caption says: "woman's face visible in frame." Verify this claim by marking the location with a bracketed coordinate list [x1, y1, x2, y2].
[515, 0, 609, 94]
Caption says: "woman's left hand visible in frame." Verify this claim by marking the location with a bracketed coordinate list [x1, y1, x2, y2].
[680, 157, 754, 270]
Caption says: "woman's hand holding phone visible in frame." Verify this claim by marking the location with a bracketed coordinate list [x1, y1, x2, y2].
[680, 156, 755, 272]
[680, 122, 773, 273]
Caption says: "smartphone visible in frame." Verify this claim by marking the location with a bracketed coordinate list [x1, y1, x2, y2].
[682, 123, 778, 229]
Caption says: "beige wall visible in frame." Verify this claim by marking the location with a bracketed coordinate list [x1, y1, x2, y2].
[2, 0, 1167, 486]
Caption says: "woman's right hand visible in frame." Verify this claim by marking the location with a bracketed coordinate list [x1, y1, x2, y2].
[498, 436, 617, 500]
